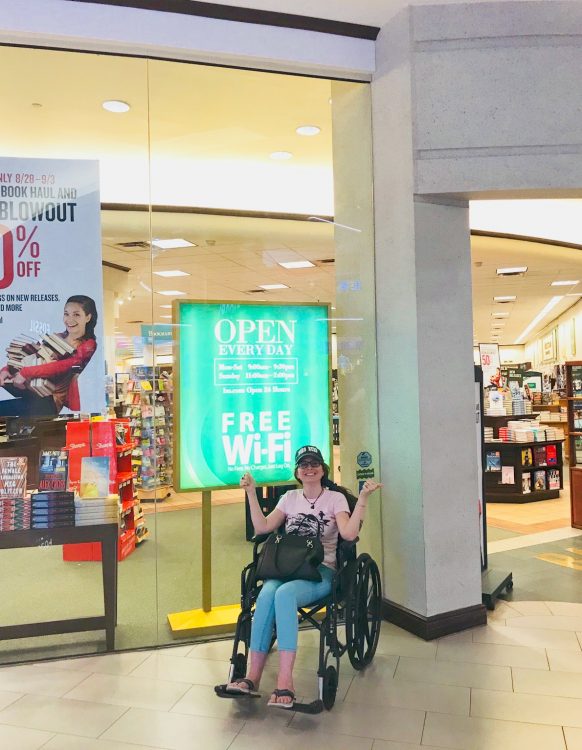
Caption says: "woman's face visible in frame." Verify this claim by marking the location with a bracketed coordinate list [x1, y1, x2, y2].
[296, 459, 324, 483]
[63, 302, 91, 338]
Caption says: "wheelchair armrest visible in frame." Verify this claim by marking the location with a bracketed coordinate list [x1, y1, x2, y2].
[252, 533, 271, 544]
[337, 536, 358, 569]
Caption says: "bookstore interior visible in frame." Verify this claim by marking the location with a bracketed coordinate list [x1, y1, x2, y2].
[1, 43, 582, 665]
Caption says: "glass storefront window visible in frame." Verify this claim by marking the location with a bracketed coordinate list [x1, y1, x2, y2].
[0, 45, 378, 663]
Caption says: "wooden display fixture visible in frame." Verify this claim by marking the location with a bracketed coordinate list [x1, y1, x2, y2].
[484, 439, 564, 504]
[564, 362, 582, 528]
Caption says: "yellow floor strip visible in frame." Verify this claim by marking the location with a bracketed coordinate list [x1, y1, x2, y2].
[167, 604, 241, 637]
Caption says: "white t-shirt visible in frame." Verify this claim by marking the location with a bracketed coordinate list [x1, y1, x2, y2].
[275, 488, 350, 570]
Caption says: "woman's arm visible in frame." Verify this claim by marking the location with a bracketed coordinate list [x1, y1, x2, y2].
[19, 339, 96, 380]
[241, 472, 286, 535]
[336, 480, 383, 541]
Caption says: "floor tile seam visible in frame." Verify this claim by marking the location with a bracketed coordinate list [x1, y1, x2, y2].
[436, 704, 570, 730]
[434, 653, 550, 670]
[562, 725, 568, 750]
[36, 731, 59, 749]
[0, 690, 24, 711]
[393, 676, 516, 693]
[419, 709, 428, 746]
[59, 670, 97, 699]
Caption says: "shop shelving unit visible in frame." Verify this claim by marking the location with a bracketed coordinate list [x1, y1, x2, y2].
[565, 362, 582, 528]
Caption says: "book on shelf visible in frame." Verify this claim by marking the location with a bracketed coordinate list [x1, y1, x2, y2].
[546, 444, 558, 465]
[533, 445, 547, 466]
[521, 448, 533, 467]
[573, 400, 582, 430]
[501, 466, 515, 484]
[522, 473, 531, 493]
[38, 449, 69, 491]
[79, 456, 111, 498]
[533, 469, 546, 491]
[0, 456, 27, 499]
[547, 469, 561, 490]
[485, 451, 502, 472]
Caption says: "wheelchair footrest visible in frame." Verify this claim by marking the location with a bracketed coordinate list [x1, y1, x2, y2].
[214, 684, 261, 699]
[293, 699, 324, 714]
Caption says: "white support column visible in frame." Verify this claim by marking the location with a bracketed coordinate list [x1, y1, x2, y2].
[372, 8, 485, 637]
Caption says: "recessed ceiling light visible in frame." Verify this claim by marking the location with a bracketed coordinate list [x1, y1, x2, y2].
[515, 295, 564, 344]
[153, 270, 190, 278]
[160, 304, 172, 309]
[296, 125, 321, 136]
[157, 290, 186, 296]
[152, 238, 196, 249]
[278, 260, 315, 269]
[160, 315, 172, 319]
[259, 284, 289, 290]
[494, 296, 517, 302]
[496, 266, 528, 275]
[102, 100, 130, 113]
[567, 293, 582, 297]
[492, 312, 510, 318]
[492, 323, 505, 328]
[551, 280, 579, 286]
[270, 151, 293, 160]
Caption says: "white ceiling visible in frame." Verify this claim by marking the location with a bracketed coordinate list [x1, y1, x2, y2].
[1, 42, 580, 351]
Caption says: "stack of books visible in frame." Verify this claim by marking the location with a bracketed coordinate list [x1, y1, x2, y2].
[484, 426, 494, 441]
[5, 333, 75, 397]
[0, 497, 31, 531]
[31, 491, 75, 529]
[74, 495, 119, 526]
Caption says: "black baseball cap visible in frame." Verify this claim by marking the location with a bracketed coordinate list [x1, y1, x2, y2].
[295, 445, 324, 466]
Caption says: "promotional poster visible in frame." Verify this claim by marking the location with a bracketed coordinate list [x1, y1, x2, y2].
[0, 157, 104, 417]
[175, 301, 331, 490]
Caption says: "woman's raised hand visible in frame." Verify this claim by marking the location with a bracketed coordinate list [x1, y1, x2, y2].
[240, 472, 256, 491]
[361, 480, 383, 496]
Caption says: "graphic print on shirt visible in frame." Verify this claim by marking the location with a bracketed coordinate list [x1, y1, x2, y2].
[286, 510, 330, 538]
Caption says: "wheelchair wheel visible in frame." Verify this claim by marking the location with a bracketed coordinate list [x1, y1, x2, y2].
[322, 665, 338, 710]
[346, 554, 382, 670]
[232, 652, 247, 680]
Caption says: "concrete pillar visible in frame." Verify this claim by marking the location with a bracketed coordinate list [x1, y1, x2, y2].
[372, 8, 485, 638]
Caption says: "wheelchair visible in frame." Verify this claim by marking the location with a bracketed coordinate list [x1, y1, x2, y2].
[215, 531, 382, 713]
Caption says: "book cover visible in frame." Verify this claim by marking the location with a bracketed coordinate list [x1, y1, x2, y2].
[501, 466, 515, 484]
[521, 448, 533, 467]
[80, 456, 111, 498]
[533, 469, 546, 491]
[0, 457, 27, 499]
[546, 444, 558, 465]
[485, 451, 502, 472]
[522, 473, 531, 493]
[38, 449, 69, 492]
[533, 446, 547, 467]
[548, 469, 561, 490]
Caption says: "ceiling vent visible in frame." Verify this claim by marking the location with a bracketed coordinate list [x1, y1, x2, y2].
[319, 258, 335, 264]
[126, 319, 145, 324]
[247, 289, 266, 293]
[117, 241, 150, 249]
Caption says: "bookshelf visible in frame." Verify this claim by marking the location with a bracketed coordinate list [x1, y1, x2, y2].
[484, 439, 564, 503]
[565, 362, 582, 528]
[120, 366, 173, 501]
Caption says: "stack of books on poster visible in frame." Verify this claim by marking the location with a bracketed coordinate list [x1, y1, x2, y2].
[0, 497, 31, 531]
[31, 491, 75, 529]
[74, 495, 119, 526]
[5, 333, 75, 397]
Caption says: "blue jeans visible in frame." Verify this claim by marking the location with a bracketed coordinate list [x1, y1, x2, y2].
[250, 564, 334, 653]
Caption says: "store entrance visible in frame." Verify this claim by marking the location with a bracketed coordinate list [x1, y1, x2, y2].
[471, 200, 582, 603]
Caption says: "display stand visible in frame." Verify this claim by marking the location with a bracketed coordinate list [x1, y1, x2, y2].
[564, 362, 582, 528]
[484, 439, 564, 503]
[0, 524, 118, 649]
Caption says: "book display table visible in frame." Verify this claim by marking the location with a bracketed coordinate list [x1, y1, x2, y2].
[484, 439, 564, 503]
[0, 523, 118, 650]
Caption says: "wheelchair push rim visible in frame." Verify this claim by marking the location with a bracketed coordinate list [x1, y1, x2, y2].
[345, 553, 382, 670]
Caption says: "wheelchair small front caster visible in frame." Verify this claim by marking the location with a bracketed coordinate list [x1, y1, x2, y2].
[232, 652, 247, 681]
[322, 665, 338, 710]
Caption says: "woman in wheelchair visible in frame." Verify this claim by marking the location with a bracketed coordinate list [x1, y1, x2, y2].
[222, 444, 382, 709]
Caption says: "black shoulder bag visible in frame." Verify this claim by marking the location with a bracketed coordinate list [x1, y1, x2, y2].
[255, 533, 324, 583]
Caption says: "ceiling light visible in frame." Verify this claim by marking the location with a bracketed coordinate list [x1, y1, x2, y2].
[491, 324, 505, 328]
[259, 283, 289, 290]
[515, 296, 564, 344]
[551, 280, 579, 286]
[296, 125, 321, 136]
[494, 296, 517, 302]
[102, 100, 130, 113]
[497, 266, 528, 275]
[152, 238, 196, 249]
[153, 270, 190, 278]
[160, 315, 172, 319]
[567, 293, 582, 297]
[160, 304, 172, 309]
[157, 290, 186, 296]
[270, 151, 293, 160]
[492, 312, 510, 318]
[278, 260, 315, 269]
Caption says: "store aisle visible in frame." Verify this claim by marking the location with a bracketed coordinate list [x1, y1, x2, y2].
[0, 604, 582, 749]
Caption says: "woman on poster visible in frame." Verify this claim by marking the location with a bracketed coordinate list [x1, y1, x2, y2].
[0, 295, 98, 417]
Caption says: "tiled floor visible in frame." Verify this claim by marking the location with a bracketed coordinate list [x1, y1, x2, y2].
[2, 604, 582, 749]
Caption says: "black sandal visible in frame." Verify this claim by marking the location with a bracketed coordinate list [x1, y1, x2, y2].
[267, 688, 295, 709]
[214, 677, 261, 698]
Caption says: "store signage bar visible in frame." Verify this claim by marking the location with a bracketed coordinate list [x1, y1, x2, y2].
[174, 301, 331, 490]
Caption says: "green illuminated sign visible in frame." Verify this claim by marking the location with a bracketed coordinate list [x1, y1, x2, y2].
[174, 301, 331, 490]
